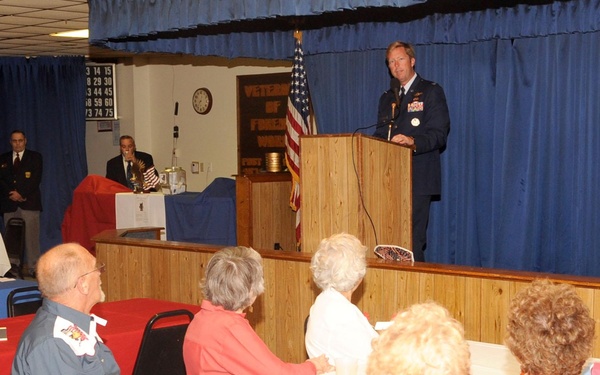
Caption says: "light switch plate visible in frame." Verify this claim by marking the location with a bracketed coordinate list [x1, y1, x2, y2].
[191, 161, 199, 174]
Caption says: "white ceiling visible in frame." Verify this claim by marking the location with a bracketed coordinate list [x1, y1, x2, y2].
[0, 0, 129, 58]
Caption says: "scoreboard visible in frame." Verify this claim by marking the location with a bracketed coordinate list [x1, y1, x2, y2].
[85, 63, 117, 120]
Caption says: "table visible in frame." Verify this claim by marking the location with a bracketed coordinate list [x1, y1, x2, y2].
[116, 192, 167, 240]
[467, 340, 600, 375]
[164, 178, 236, 245]
[0, 234, 9, 277]
[0, 279, 38, 318]
[116, 178, 237, 246]
[0, 298, 200, 375]
[61, 175, 131, 253]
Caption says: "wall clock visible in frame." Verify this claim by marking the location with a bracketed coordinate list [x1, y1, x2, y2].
[192, 87, 213, 115]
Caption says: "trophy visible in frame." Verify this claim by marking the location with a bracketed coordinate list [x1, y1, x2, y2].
[129, 159, 146, 193]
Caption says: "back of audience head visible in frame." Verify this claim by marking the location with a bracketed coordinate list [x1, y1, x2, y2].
[310, 233, 367, 293]
[367, 302, 470, 375]
[37, 243, 90, 298]
[36, 243, 105, 313]
[505, 279, 595, 375]
[202, 246, 265, 312]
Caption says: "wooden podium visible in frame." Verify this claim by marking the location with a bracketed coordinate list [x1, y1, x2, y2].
[300, 134, 412, 255]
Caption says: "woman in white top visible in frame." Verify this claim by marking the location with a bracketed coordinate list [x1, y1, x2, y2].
[305, 233, 378, 367]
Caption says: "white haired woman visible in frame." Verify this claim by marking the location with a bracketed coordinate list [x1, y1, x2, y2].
[305, 233, 378, 368]
[183, 246, 332, 375]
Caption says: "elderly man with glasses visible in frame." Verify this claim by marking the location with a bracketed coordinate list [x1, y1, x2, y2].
[11, 243, 119, 375]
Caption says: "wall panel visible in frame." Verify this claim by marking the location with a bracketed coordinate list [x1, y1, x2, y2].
[95, 230, 600, 361]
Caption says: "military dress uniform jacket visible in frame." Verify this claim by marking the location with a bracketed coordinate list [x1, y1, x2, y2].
[373, 74, 450, 196]
[0, 149, 43, 213]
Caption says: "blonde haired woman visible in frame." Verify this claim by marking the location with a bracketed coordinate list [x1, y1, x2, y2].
[367, 302, 470, 375]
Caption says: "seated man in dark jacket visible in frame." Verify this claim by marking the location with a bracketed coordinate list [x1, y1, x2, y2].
[105, 135, 159, 190]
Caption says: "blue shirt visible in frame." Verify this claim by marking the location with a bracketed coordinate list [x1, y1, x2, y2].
[12, 299, 120, 375]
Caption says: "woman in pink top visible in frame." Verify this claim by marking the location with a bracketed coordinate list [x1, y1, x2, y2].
[183, 246, 332, 375]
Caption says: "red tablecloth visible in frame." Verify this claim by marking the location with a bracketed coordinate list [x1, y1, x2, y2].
[61, 175, 130, 254]
[0, 298, 200, 375]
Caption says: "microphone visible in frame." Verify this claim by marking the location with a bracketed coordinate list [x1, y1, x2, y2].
[174, 102, 179, 116]
[354, 119, 392, 133]
[387, 103, 396, 141]
[353, 100, 402, 135]
[391, 78, 401, 107]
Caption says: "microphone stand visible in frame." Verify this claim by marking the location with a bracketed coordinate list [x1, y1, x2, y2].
[387, 103, 397, 141]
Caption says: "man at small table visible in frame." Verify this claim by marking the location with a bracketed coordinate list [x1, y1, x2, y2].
[105, 135, 158, 190]
[12, 243, 120, 375]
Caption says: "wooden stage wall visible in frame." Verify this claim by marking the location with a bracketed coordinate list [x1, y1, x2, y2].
[95, 230, 600, 362]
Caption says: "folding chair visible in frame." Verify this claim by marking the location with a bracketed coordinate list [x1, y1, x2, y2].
[132, 309, 195, 375]
[3, 218, 26, 279]
[7, 285, 42, 317]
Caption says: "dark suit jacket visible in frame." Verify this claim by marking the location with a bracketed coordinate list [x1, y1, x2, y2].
[0, 149, 43, 213]
[106, 150, 156, 188]
[374, 74, 450, 196]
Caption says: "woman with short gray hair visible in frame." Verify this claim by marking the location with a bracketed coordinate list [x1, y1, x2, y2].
[201, 246, 264, 312]
[183, 246, 332, 375]
[305, 233, 378, 368]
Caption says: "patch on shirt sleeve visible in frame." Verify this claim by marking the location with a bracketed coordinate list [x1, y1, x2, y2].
[53, 316, 97, 356]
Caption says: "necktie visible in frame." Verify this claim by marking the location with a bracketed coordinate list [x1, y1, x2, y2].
[126, 161, 133, 189]
[13, 153, 21, 173]
[399, 86, 405, 106]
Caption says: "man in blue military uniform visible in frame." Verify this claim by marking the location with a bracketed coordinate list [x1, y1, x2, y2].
[373, 41, 450, 262]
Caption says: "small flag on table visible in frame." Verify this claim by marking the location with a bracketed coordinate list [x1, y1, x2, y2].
[143, 166, 160, 190]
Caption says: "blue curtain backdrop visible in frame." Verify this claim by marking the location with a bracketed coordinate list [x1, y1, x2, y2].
[89, 0, 424, 59]
[88, 0, 600, 276]
[304, 25, 600, 277]
[0, 56, 88, 254]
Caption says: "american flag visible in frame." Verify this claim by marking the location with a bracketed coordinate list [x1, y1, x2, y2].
[285, 36, 314, 246]
[143, 166, 160, 190]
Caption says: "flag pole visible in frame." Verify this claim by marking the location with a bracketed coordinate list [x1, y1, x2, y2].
[285, 29, 314, 251]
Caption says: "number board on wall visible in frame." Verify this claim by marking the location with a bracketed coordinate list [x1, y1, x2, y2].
[237, 72, 290, 175]
[85, 63, 117, 120]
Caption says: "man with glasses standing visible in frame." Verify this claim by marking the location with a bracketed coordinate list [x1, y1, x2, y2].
[373, 41, 450, 262]
[12, 243, 119, 375]
[0, 130, 43, 275]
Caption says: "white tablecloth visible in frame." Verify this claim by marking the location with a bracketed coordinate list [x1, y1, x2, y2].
[468, 340, 598, 375]
[0, 233, 10, 276]
[115, 192, 167, 240]
[468, 340, 521, 375]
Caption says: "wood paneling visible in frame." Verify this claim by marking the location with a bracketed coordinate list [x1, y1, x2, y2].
[236, 174, 297, 252]
[94, 229, 600, 361]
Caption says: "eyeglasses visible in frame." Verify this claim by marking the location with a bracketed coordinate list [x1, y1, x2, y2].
[73, 263, 106, 288]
